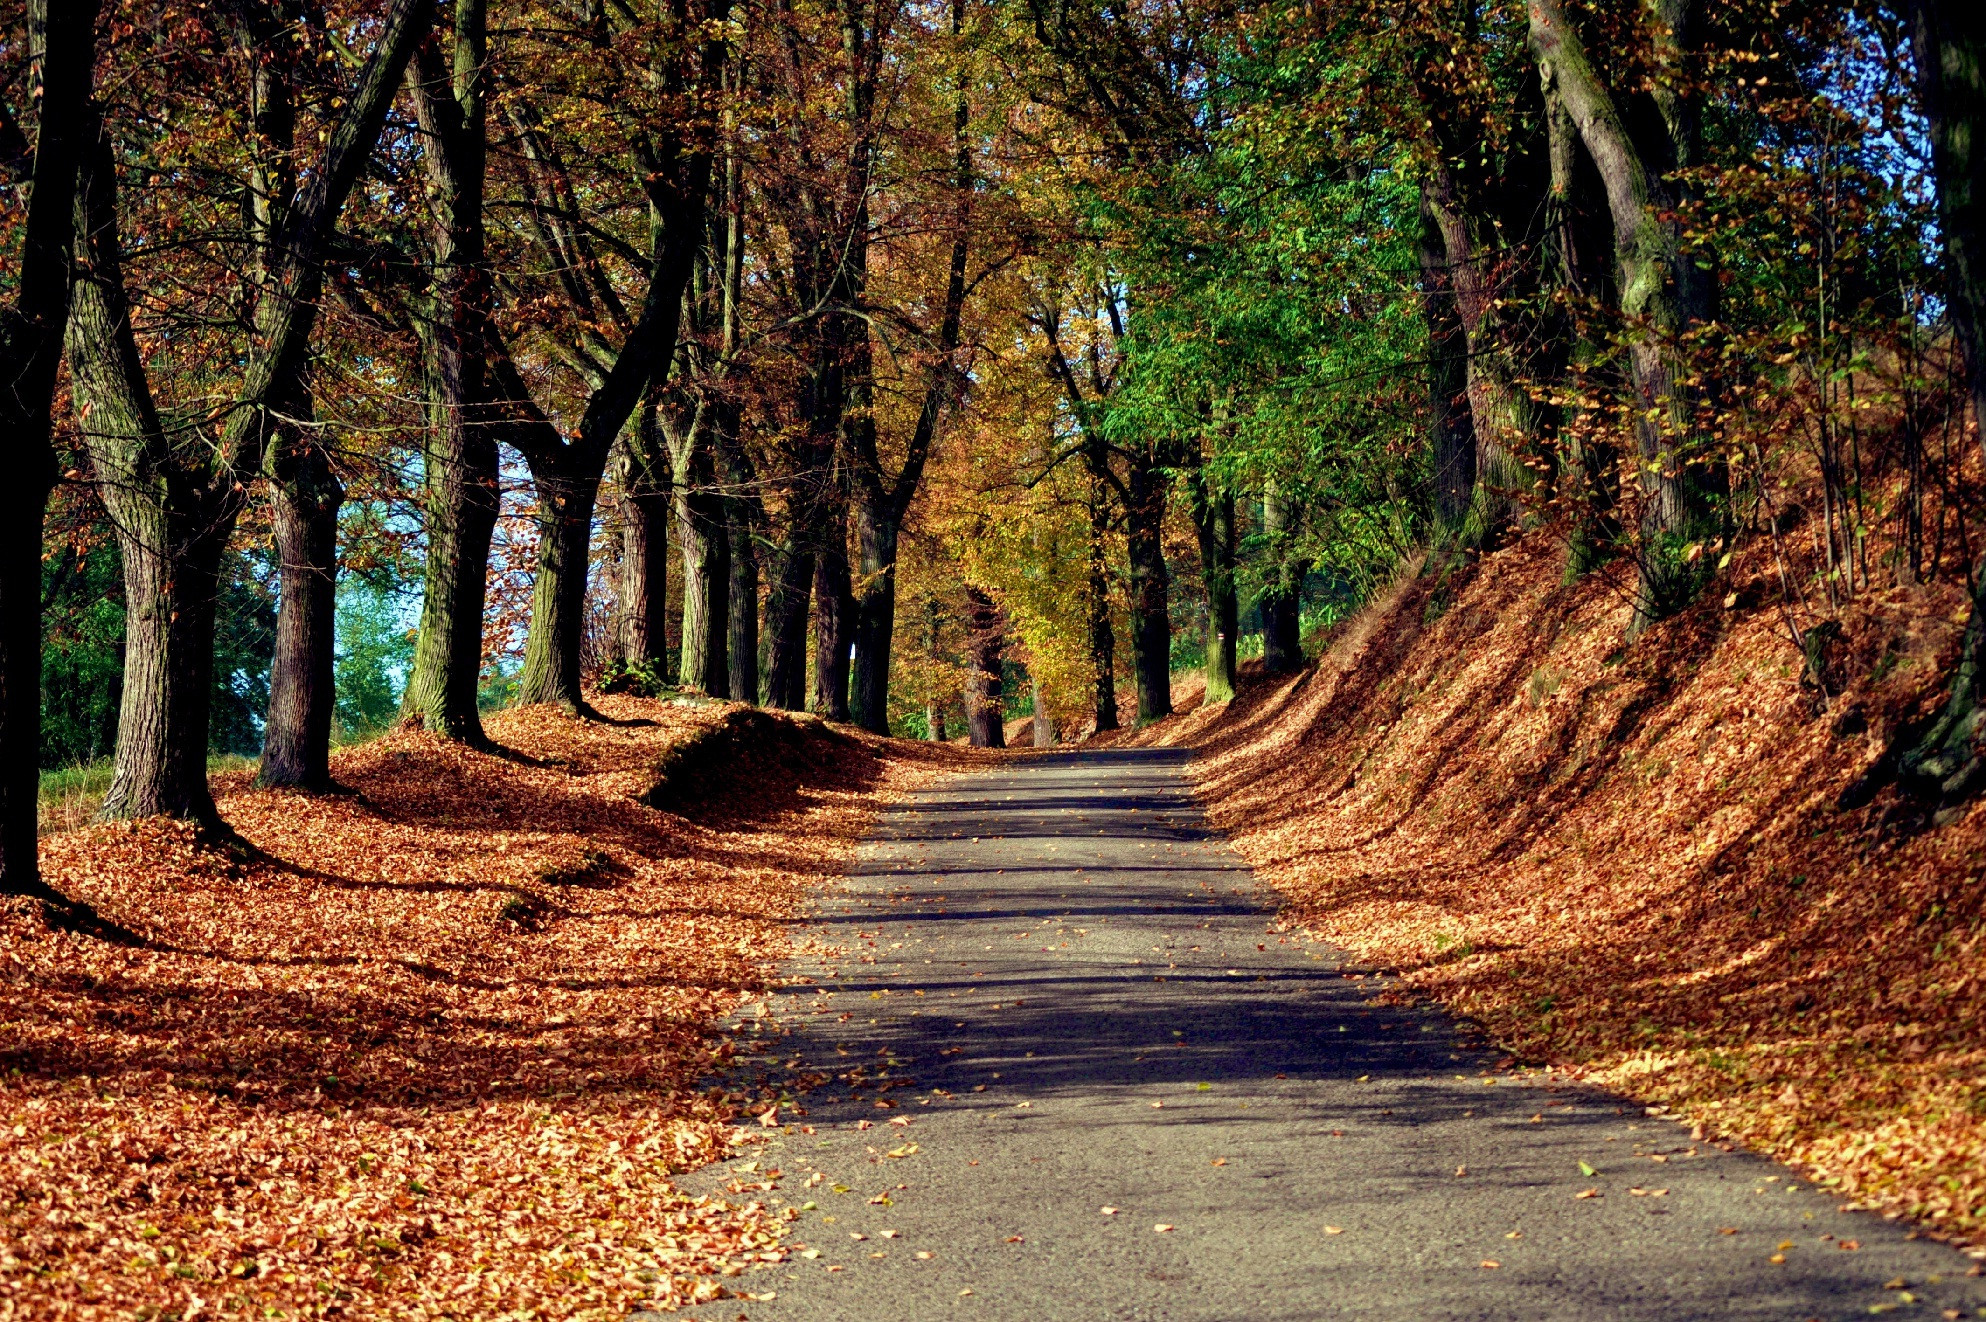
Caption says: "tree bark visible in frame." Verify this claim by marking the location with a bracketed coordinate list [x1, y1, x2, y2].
[964, 584, 1004, 748]
[614, 412, 671, 674]
[675, 447, 731, 696]
[1190, 472, 1237, 705]
[813, 487, 853, 720]
[0, 0, 97, 895]
[516, 466, 601, 711]
[1529, 0, 1715, 630]
[1125, 453, 1172, 723]
[258, 434, 342, 788]
[764, 534, 815, 710]
[1031, 673, 1056, 747]
[1086, 488, 1120, 732]
[1418, 184, 1476, 531]
[721, 406, 761, 703]
[401, 0, 495, 739]
[1259, 482, 1307, 674]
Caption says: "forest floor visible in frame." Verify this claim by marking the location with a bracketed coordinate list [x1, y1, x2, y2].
[0, 696, 977, 1320]
[1112, 524, 1986, 1255]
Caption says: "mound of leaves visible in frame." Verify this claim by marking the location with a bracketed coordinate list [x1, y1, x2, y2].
[646, 707, 855, 813]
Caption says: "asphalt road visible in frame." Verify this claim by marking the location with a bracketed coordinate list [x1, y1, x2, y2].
[670, 747, 1986, 1321]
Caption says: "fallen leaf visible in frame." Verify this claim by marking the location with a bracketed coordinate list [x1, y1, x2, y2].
[1154, 1223, 1174, 1233]
[1578, 1161, 1599, 1177]
[1480, 1259, 1500, 1269]
[1005, 1236, 1023, 1243]
[1101, 1206, 1118, 1215]
[1575, 1188, 1601, 1199]
[1324, 1226, 1343, 1235]
[1839, 1240, 1859, 1251]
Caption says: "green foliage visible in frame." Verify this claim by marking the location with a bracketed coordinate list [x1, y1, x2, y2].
[41, 538, 125, 768]
[334, 576, 418, 742]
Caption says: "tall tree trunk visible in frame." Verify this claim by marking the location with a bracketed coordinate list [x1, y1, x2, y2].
[1259, 482, 1306, 674]
[1419, 185, 1476, 531]
[1031, 674, 1055, 747]
[964, 584, 1004, 748]
[1125, 453, 1172, 723]
[1845, 0, 1986, 814]
[614, 417, 671, 674]
[721, 408, 761, 704]
[402, 0, 494, 740]
[764, 535, 814, 710]
[243, 1, 343, 791]
[675, 452, 730, 697]
[515, 468, 601, 710]
[0, 0, 97, 895]
[258, 434, 342, 788]
[1529, 0, 1715, 631]
[850, 489, 898, 732]
[1420, 162, 1535, 538]
[1086, 489, 1120, 733]
[813, 485, 853, 720]
[1190, 473, 1237, 705]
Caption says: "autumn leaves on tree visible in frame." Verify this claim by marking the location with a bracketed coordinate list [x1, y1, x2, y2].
[12, 0, 1986, 899]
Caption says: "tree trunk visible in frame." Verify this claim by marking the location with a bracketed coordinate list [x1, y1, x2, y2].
[813, 501, 853, 720]
[717, 405, 760, 703]
[258, 438, 342, 788]
[964, 585, 1004, 748]
[676, 456, 731, 697]
[100, 505, 230, 821]
[1259, 482, 1306, 674]
[1190, 474, 1237, 705]
[924, 597, 947, 741]
[1529, 0, 1715, 631]
[1419, 184, 1476, 531]
[614, 423, 671, 674]
[1125, 454, 1172, 723]
[849, 494, 898, 734]
[1086, 491, 1120, 732]
[1031, 674, 1055, 747]
[515, 467, 600, 711]
[1421, 161, 1534, 538]
[0, 0, 98, 895]
[402, 0, 495, 740]
[764, 535, 814, 710]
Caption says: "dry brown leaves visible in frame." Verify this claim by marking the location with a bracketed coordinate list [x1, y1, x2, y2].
[0, 697, 970, 1320]
[1144, 533, 1986, 1248]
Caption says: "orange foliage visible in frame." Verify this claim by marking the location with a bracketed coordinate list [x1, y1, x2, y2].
[1, 698, 971, 1318]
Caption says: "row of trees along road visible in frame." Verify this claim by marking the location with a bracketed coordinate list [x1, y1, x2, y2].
[6, 0, 1986, 905]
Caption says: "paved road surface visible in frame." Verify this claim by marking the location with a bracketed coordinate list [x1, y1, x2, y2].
[674, 748, 1986, 1320]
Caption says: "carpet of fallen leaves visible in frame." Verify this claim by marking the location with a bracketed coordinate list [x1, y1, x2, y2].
[1130, 530, 1986, 1249]
[1, 696, 970, 1321]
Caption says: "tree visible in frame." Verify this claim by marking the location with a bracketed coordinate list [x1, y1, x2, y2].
[0, 0, 98, 896]
[67, 0, 433, 821]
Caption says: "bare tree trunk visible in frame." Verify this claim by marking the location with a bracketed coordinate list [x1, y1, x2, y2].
[258, 435, 342, 788]
[1259, 482, 1307, 674]
[764, 534, 815, 710]
[813, 491, 853, 720]
[1530, 0, 1716, 631]
[1190, 472, 1237, 705]
[403, 0, 494, 739]
[1086, 490, 1120, 732]
[1418, 184, 1475, 532]
[1031, 674, 1055, 747]
[675, 452, 730, 697]
[1125, 453, 1172, 723]
[614, 416, 671, 674]
[0, 0, 98, 894]
[515, 468, 600, 711]
[722, 416, 761, 703]
[964, 585, 1004, 748]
